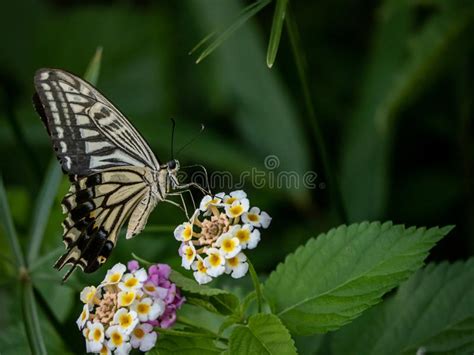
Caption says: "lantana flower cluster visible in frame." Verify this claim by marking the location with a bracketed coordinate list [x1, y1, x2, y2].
[76, 261, 185, 354]
[174, 190, 271, 284]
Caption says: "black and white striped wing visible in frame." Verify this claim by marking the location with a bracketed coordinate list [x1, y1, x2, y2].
[33, 68, 160, 175]
[33, 68, 161, 280]
[55, 167, 156, 280]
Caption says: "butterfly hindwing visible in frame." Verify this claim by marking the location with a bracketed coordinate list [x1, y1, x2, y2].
[55, 167, 153, 279]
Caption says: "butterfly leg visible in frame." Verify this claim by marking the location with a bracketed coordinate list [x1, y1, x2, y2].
[168, 188, 197, 216]
[163, 197, 190, 219]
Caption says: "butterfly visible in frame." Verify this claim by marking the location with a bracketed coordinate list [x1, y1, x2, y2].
[33, 68, 204, 281]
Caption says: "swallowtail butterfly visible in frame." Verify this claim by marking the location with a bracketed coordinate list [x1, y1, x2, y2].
[33, 68, 197, 281]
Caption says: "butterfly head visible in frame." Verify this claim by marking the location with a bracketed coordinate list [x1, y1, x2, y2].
[166, 159, 180, 187]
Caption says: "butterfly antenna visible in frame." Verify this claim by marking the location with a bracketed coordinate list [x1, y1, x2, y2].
[176, 124, 205, 157]
[170, 118, 176, 159]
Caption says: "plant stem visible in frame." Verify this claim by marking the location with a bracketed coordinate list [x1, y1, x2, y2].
[285, 8, 348, 224]
[247, 259, 263, 313]
[21, 283, 47, 355]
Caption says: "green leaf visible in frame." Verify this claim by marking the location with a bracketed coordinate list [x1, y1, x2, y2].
[170, 270, 228, 297]
[266, 0, 288, 68]
[148, 335, 224, 354]
[0, 176, 25, 267]
[83, 46, 103, 85]
[340, 0, 474, 221]
[194, 0, 271, 64]
[332, 259, 474, 354]
[170, 270, 240, 315]
[26, 158, 62, 264]
[229, 314, 297, 355]
[263, 222, 452, 335]
[21, 283, 47, 355]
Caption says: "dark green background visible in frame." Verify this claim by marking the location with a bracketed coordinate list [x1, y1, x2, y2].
[0, 0, 473, 353]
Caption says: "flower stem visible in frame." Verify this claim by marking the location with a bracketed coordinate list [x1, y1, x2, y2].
[247, 259, 263, 313]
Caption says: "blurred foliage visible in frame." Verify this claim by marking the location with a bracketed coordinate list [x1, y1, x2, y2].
[0, 0, 473, 354]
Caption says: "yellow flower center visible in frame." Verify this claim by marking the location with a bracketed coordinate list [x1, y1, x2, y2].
[109, 273, 121, 283]
[229, 205, 243, 216]
[134, 328, 145, 339]
[222, 239, 236, 252]
[137, 303, 150, 315]
[100, 345, 109, 355]
[119, 314, 132, 328]
[185, 247, 194, 259]
[119, 291, 136, 307]
[93, 328, 102, 342]
[144, 284, 156, 292]
[111, 332, 123, 346]
[125, 277, 138, 288]
[197, 260, 207, 273]
[209, 254, 221, 267]
[81, 310, 87, 321]
[183, 226, 192, 240]
[228, 257, 239, 267]
[247, 213, 259, 222]
[226, 197, 237, 204]
[236, 229, 250, 243]
[86, 290, 95, 302]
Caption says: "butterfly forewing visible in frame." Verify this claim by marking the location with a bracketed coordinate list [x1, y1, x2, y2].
[33, 69, 160, 175]
[33, 69, 164, 280]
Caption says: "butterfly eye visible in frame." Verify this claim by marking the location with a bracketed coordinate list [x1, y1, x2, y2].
[168, 160, 176, 169]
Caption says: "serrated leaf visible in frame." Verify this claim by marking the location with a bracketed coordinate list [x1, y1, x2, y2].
[148, 335, 224, 355]
[170, 271, 239, 315]
[332, 259, 474, 354]
[229, 314, 297, 355]
[170, 270, 228, 297]
[263, 222, 452, 335]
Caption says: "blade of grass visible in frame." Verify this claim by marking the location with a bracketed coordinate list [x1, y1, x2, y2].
[285, 8, 348, 223]
[21, 283, 47, 355]
[83, 46, 103, 85]
[27, 158, 62, 264]
[28, 246, 63, 272]
[266, 0, 289, 68]
[194, 0, 271, 64]
[0, 175, 26, 268]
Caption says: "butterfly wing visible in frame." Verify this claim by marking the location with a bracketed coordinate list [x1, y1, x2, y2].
[55, 166, 156, 280]
[33, 68, 160, 175]
[33, 69, 161, 280]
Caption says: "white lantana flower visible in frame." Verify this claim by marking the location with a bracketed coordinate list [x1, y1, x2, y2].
[98, 343, 111, 355]
[112, 308, 138, 335]
[242, 207, 272, 228]
[130, 297, 165, 322]
[225, 199, 250, 218]
[118, 268, 147, 291]
[216, 232, 241, 258]
[76, 304, 89, 329]
[225, 252, 249, 278]
[192, 255, 212, 284]
[203, 247, 225, 277]
[231, 224, 261, 249]
[80, 286, 97, 308]
[106, 325, 129, 353]
[174, 222, 193, 242]
[181, 243, 196, 270]
[102, 263, 126, 285]
[86, 321, 105, 352]
[222, 190, 247, 205]
[199, 195, 223, 212]
[131, 323, 157, 352]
